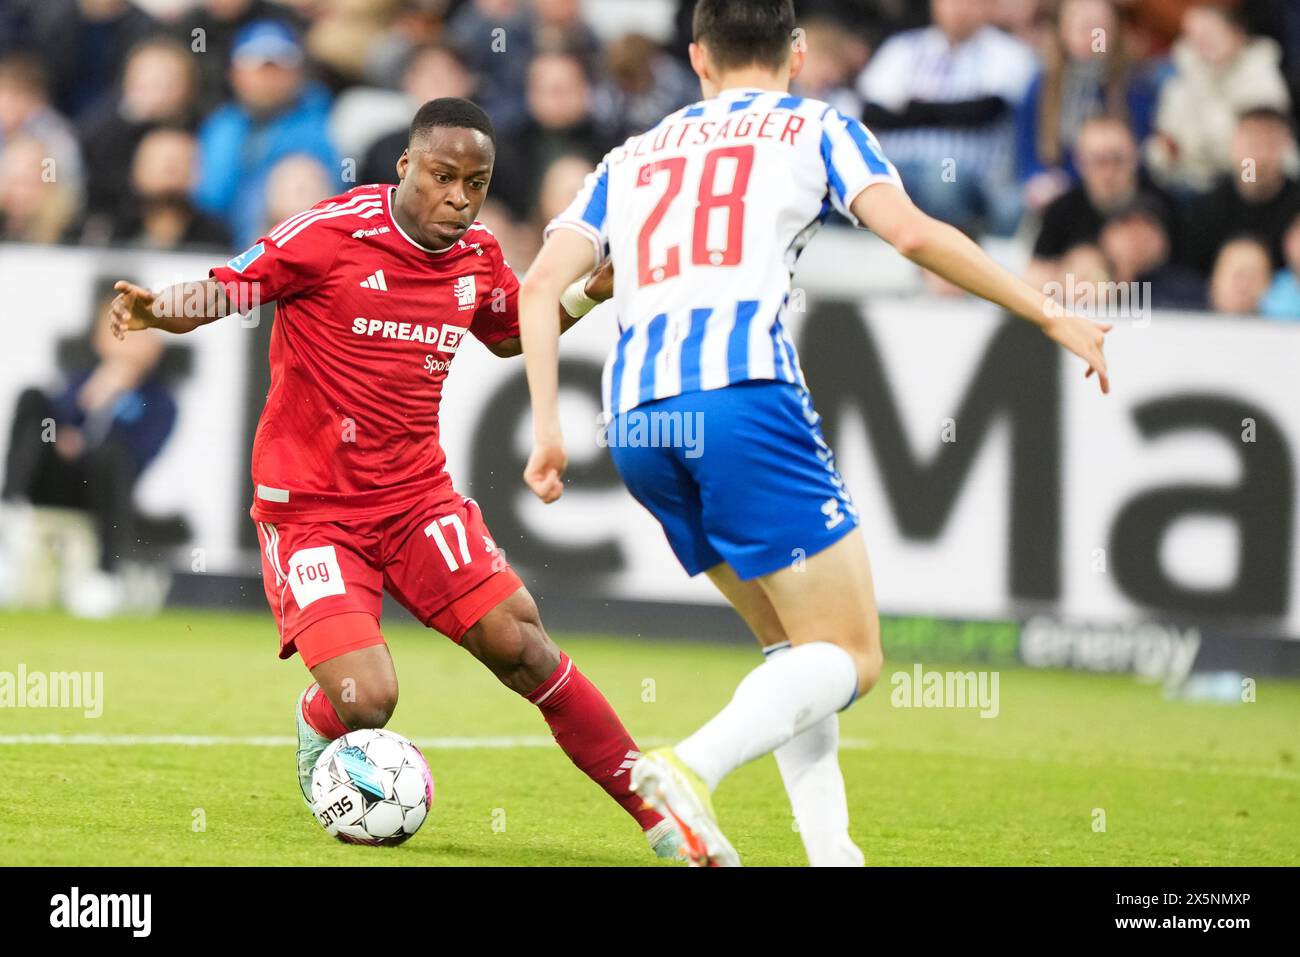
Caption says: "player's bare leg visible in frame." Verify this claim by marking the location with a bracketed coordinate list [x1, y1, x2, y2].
[294, 614, 397, 803]
[705, 564, 864, 866]
[307, 644, 399, 730]
[458, 587, 561, 692]
[756, 528, 884, 691]
[705, 563, 788, 651]
[633, 530, 881, 865]
[459, 585, 681, 859]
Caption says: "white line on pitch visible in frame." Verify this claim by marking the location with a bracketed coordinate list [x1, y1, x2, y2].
[0, 733, 1296, 782]
[0, 733, 562, 748]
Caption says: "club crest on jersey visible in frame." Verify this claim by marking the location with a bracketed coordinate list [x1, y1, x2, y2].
[227, 242, 265, 273]
[453, 275, 476, 311]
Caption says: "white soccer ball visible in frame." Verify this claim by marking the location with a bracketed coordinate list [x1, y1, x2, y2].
[310, 728, 434, 845]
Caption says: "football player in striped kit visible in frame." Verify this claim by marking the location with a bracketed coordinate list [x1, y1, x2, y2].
[518, 0, 1111, 866]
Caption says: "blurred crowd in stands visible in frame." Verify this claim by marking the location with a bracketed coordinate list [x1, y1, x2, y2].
[0, 0, 1298, 318]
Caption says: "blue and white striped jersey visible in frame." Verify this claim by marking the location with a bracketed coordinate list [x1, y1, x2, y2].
[545, 87, 904, 417]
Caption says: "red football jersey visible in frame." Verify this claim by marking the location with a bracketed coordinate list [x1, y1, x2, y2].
[209, 184, 520, 523]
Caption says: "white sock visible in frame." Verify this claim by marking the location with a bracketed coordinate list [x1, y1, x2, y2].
[676, 640, 858, 791]
[766, 643, 865, 867]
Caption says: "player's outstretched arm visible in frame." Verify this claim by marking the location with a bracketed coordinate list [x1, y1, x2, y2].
[852, 183, 1112, 394]
[518, 228, 602, 503]
[110, 279, 235, 340]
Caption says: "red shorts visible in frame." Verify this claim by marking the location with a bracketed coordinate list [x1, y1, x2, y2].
[253, 488, 523, 666]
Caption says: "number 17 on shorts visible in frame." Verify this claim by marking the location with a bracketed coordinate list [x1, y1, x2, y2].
[423, 509, 495, 572]
[389, 494, 522, 640]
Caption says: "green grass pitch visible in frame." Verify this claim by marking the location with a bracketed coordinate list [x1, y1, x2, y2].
[1, 609, 1297, 866]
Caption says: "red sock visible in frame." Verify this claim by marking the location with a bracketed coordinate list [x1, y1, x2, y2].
[526, 652, 661, 831]
[301, 682, 349, 740]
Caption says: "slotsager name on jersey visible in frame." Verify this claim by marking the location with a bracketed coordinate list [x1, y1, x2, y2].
[619, 108, 807, 161]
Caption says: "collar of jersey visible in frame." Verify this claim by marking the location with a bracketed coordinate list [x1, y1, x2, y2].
[384, 186, 458, 255]
[717, 86, 776, 98]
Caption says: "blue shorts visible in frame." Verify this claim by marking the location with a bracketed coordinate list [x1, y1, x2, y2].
[607, 380, 859, 580]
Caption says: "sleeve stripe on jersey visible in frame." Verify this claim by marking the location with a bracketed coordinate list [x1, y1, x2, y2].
[275, 198, 382, 246]
[274, 198, 383, 247]
[268, 201, 340, 242]
[844, 118, 892, 177]
[544, 219, 605, 264]
[580, 166, 609, 230]
[269, 195, 380, 244]
[268, 194, 374, 242]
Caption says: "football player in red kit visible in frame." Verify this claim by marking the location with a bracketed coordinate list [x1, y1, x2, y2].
[109, 98, 680, 859]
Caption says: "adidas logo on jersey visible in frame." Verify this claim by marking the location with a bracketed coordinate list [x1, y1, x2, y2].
[352, 225, 390, 239]
[360, 270, 387, 291]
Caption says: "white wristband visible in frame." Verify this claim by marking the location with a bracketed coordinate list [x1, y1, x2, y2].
[560, 279, 599, 319]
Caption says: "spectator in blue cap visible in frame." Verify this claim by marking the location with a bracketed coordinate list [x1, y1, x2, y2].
[194, 19, 338, 247]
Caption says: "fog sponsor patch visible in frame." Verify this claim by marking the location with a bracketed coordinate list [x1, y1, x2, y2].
[286, 545, 346, 609]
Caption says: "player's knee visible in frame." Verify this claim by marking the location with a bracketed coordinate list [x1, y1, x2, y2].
[336, 677, 399, 730]
[789, 617, 882, 698]
[502, 617, 561, 696]
[466, 590, 561, 695]
[854, 644, 884, 697]
[340, 699, 396, 731]
[851, 610, 884, 695]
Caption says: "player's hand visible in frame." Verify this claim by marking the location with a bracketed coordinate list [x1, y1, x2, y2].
[583, 258, 614, 303]
[524, 440, 567, 503]
[110, 281, 159, 340]
[1043, 308, 1112, 394]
